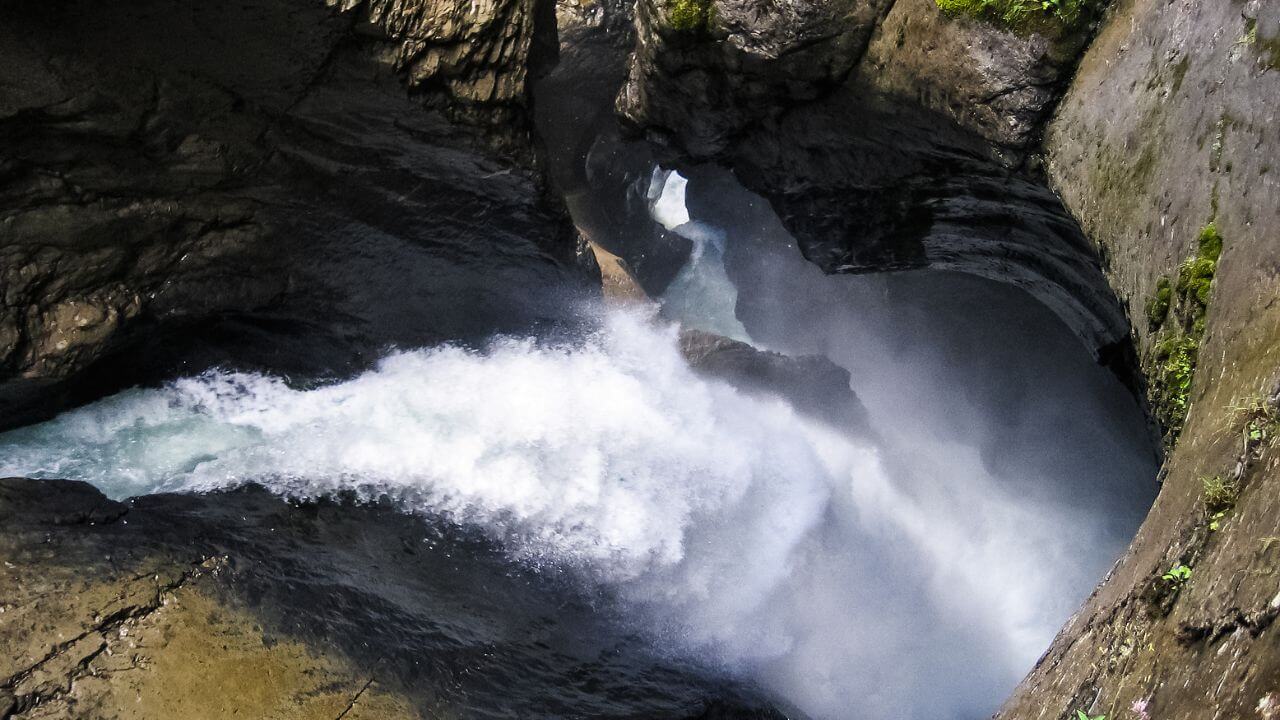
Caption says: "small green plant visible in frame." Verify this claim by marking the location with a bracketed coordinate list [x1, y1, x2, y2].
[1150, 334, 1199, 435]
[1074, 711, 1106, 720]
[666, 0, 715, 32]
[1162, 563, 1192, 583]
[1201, 474, 1239, 514]
[1208, 510, 1227, 531]
[1227, 394, 1279, 449]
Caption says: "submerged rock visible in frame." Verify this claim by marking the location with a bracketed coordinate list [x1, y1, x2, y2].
[584, 240, 868, 434]
[679, 329, 869, 434]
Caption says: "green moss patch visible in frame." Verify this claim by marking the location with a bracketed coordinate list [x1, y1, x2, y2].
[934, 0, 1095, 33]
[1145, 222, 1223, 444]
[1176, 222, 1222, 317]
[666, 0, 716, 33]
[1150, 334, 1199, 438]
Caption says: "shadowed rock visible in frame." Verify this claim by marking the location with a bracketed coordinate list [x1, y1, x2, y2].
[0, 478, 788, 720]
[0, 0, 588, 431]
[679, 329, 869, 434]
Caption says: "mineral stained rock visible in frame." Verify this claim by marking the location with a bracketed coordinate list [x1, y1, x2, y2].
[0, 478, 784, 720]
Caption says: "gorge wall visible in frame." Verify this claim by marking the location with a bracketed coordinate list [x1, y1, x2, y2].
[615, 0, 1133, 364]
[999, 0, 1280, 717]
[612, 0, 1280, 715]
[0, 0, 585, 432]
[1, 0, 1278, 717]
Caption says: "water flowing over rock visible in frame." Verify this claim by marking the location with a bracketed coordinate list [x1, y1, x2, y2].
[678, 329, 870, 433]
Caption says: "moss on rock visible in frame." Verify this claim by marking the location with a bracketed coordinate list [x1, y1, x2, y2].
[933, 0, 1096, 34]
[666, 0, 716, 33]
[1145, 221, 1223, 443]
[1146, 275, 1172, 329]
[1243, 17, 1280, 71]
[1150, 333, 1199, 437]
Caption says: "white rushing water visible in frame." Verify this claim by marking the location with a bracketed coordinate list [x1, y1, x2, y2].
[0, 304, 1136, 720]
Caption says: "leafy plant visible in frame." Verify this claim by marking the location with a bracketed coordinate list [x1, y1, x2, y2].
[1208, 510, 1227, 531]
[1200, 474, 1238, 514]
[1227, 394, 1278, 449]
[1074, 711, 1106, 720]
[1162, 564, 1192, 583]
[1150, 334, 1199, 436]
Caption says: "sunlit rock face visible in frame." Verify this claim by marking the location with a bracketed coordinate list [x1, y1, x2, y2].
[998, 0, 1280, 716]
[0, 476, 787, 720]
[0, 0, 585, 431]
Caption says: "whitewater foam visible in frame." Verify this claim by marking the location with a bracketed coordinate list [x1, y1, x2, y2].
[0, 306, 1130, 720]
[0, 311, 847, 579]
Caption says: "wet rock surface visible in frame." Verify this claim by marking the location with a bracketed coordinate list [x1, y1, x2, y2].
[0, 478, 786, 720]
[0, 0, 586, 432]
[617, 0, 889, 159]
[679, 329, 869, 433]
[614, 0, 1131, 359]
[997, 0, 1280, 716]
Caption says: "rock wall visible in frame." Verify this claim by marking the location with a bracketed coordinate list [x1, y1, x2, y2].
[615, 0, 1134, 360]
[0, 479, 779, 720]
[855, 0, 1088, 150]
[614, 0, 1280, 713]
[998, 0, 1280, 717]
[0, 0, 583, 431]
[533, 0, 698, 295]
